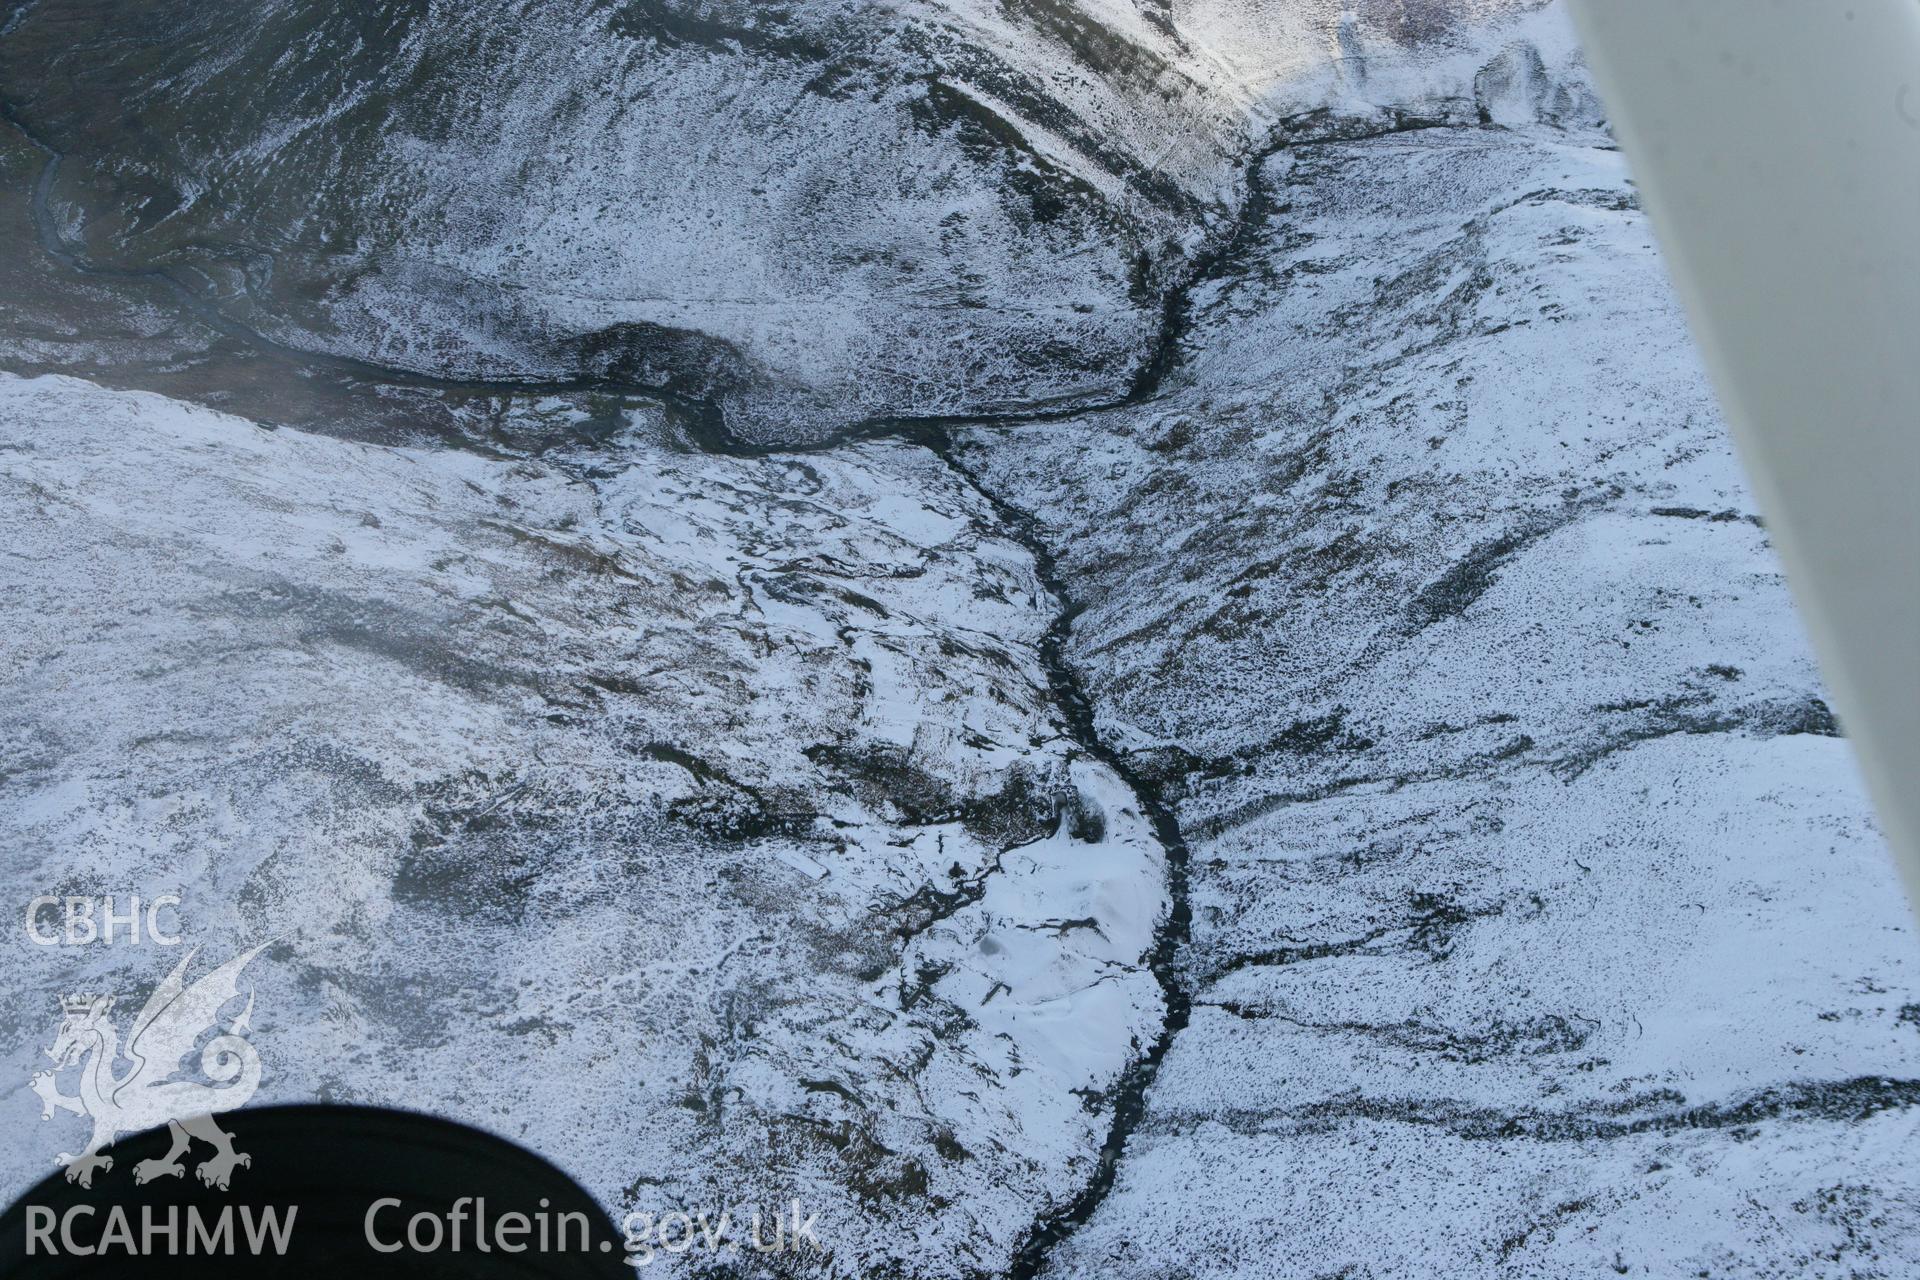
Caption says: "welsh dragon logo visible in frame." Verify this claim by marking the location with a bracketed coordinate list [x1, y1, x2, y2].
[30, 943, 269, 1190]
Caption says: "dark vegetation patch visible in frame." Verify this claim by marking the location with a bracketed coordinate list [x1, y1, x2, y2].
[1403, 526, 1539, 632]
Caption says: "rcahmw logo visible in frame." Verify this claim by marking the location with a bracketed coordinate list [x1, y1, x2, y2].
[25, 1204, 296, 1259]
[31, 943, 271, 1189]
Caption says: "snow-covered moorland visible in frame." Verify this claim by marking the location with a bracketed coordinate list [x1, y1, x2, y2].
[1, 0, 1916, 1276]
[961, 117, 1920, 1279]
[0, 373, 1167, 1276]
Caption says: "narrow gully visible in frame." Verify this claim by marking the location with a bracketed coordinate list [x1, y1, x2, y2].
[0, 88, 1467, 1276]
[925, 429, 1195, 1280]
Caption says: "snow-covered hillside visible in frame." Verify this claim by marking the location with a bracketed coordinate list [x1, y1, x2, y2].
[1, 1, 1915, 1276]
[960, 106, 1920, 1280]
[0, 374, 1165, 1276]
[0, 0, 1581, 441]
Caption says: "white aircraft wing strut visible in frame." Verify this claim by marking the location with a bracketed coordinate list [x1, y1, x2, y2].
[1571, 1, 1920, 903]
